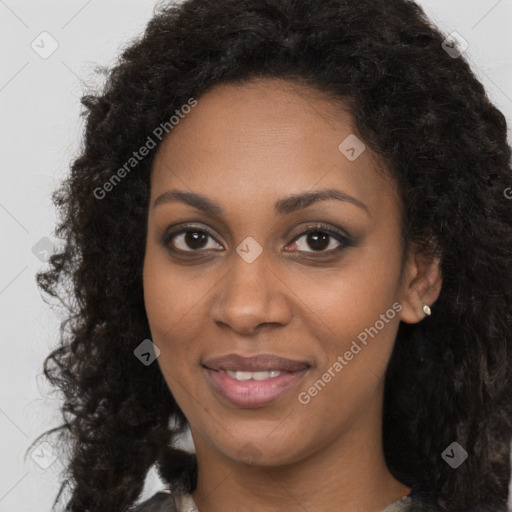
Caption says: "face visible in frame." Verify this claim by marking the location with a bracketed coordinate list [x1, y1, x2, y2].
[143, 78, 428, 468]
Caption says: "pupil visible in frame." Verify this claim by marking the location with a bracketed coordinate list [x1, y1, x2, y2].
[185, 231, 207, 249]
[308, 232, 329, 251]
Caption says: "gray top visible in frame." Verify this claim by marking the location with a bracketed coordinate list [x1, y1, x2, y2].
[133, 491, 412, 512]
[380, 496, 411, 512]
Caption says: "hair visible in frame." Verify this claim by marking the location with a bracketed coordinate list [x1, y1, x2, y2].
[31, 0, 512, 510]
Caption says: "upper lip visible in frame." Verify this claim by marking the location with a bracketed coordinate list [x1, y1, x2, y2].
[202, 353, 311, 372]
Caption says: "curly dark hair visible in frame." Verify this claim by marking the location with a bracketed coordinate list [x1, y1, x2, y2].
[30, 0, 512, 510]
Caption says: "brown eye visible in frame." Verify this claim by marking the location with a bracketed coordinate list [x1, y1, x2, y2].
[163, 226, 223, 253]
[301, 231, 332, 251]
[181, 230, 208, 250]
[287, 224, 352, 256]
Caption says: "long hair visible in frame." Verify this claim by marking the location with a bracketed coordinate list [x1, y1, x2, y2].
[31, 0, 512, 510]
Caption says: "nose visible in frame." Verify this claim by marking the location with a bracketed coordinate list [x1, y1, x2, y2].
[209, 250, 292, 335]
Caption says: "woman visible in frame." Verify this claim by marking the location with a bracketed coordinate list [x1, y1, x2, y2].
[32, 0, 512, 511]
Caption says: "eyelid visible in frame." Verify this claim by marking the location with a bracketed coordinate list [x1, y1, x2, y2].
[286, 223, 353, 256]
[288, 222, 351, 243]
[161, 223, 222, 252]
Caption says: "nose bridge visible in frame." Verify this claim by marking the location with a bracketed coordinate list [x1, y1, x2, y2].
[230, 243, 270, 295]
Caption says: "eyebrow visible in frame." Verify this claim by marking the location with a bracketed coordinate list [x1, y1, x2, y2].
[152, 188, 370, 216]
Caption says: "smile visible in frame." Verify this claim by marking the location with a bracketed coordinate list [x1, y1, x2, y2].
[204, 367, 309, 408]
[220, 369, 284, 381]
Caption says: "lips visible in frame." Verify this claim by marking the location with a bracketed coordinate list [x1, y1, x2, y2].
[202, 353, 311, 408]
[202, 353, 310, 372]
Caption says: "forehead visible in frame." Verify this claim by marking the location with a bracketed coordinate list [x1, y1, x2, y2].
[150, 78, 398, 219]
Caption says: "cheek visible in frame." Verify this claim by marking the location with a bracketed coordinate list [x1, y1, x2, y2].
[288, 241, 403, 405]
[142, 250, 202, 392]
[293, 296, 399, 442]
[283, 247, 402, 350]
[143, 243, 210, 341]
[143, 251, 205, 415]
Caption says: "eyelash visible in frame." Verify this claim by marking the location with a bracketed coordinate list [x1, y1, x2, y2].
[160, 222, 353, 259]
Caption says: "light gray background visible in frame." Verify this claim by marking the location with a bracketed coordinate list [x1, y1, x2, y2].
[1, 1, 511, 510]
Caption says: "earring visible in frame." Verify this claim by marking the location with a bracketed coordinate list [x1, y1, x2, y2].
[422, 304, 431, 316]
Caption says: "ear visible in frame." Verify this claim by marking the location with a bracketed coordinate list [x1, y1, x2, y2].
[398, 245, 443, 324]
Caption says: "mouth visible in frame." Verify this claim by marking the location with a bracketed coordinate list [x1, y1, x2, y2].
[213, 369, 289, 381]
[202, 353, 311, 408]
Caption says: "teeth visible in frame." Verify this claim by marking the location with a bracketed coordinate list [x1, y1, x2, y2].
[234, 371, 252, 381]
[224, 370, 283, 381]
[251, 371, 270, 380]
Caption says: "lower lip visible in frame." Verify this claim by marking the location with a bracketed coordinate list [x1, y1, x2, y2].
[204, 368, 309, 408]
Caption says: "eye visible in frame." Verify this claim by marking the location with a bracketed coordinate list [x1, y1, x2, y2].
[286, 224, 352, 256]
[161, 222, 352, 257]
[162, 224, 222, 253]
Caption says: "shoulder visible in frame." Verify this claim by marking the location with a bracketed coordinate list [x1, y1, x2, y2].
[132, 491, 178, 512]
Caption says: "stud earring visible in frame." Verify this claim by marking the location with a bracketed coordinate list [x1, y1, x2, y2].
[422, 304, 431, 316]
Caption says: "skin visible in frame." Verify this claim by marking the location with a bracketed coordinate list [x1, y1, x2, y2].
[143, 77, 442, 512]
